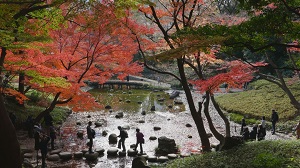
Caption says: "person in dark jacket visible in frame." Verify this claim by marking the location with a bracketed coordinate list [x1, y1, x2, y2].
[86, 121, 94, 153]
[117, 126, 127, 152]
[271, 109, 279, 135]
[257, 124, 266, 141]
[49, 126, 56, 150]
[40, 134, 50, 168]
[134, 128, 145, 154]
[242, 127, 250, 141]
[249, 125, 258, 141]
[241, 118, 246, 134]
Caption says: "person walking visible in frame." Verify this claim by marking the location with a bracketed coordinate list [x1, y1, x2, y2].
[241, 118, 246, 135]
[33, 124, 41, 166]
[40, 134, 50, 168]
[86, 121, 95, 153]
[271, 109, 279, 135]
[134, 128, 145, 154]
[49, 126, 57, 150]
[117, 126, 128, 152]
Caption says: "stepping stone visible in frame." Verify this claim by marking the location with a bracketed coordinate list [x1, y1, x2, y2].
[50, 149, 62, 155]
[119, 150, 126, 157]
[167, 153, 178, 159]
[127, 149, 138, 156]
[47, 154, 60, 161]
[82, 149, 89, 154]
[180, 153, 191, 158]
[157, 156, 169, 162]
[153, 126, 161, 131]
[74, 152, 83, 159]
[59, 152, 72, 160]
[147, 155, 157, 162]
[95, 148, 105, 155]
[107, 147, 119, 156]
[140, 154, 148, 159]
[84, 152, 99, 161]
[149, 136, 157, 140]
[24, 153, 33, 158]
[20, 146, 33, 153]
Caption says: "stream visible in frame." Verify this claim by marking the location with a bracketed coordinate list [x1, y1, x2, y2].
[57, 90, 237, 168]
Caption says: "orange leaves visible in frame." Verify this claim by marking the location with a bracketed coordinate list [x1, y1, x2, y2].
[1, 88, 29, 104]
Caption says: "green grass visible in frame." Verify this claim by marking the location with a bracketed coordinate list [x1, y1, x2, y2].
[215, 79, 300, 133]
[151, 140, 300, 168]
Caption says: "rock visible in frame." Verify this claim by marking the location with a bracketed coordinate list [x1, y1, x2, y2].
[187, 135, 192, 138]
[59, 152, 72, 160]
[122, 125, 130, 130]
[157, 156, 169, 162]
[132, 156, 150, 168]
[147, 155, 157, 162]
[127, 148, 138, 156]
[138, 120, 145, 123]
[47, 154, 60, 161]
[137, 101, 142, 104]
[84, 152, 99, 161]
[115, 112, 124, 118]
[87, 115, 91, 118]
[207, 133, 213, 138]
[174, 99, 183, 104]
[23, 158, 33, 168]
[74, 152, 83, 159]
[130, 144, 136, 148]
[168, 105, 173, 108]
[169, 90, 180, 99]
[95, 121, 103, 127]
[157, 136, 178, 155]
[186, 123, 192, 127]
[24, 153, 33, 158]
[108, 133, 118, 143]
[119, 150, 126, 157]
[105, 105, 112, 109]
[180, 153, 191, 157]
[149, 136, 157, 140]
[167, 154, 178, 159]
[95, 148, 105, 155]
[82, 149, 89, 154]
[102, 130, 108, 136]
[77, 130, 84, 139]
[150, 106, 155, 111]
[50, 149, 62, 155]
[141, 111, 146, 115]
[153, 126, 161, 131]
[107, 147, 119, 156]
[126, 100, 131, 103]
[76, 121, 81, 126]
[20, 146, 33, 153]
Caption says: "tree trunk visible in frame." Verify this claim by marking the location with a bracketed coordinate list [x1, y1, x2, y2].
[177, 58, 211, 152]
[35, 92, 61, 122]
[211, 95, 231, 137]
[203, 93, 225, 147]
[0, 95, 22, 168]
[18, 72, 25, 94]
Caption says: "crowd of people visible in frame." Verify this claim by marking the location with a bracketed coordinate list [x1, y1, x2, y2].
[241, 109, 279, 141]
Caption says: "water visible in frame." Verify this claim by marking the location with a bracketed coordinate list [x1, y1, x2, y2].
[58, 89, 224, 168]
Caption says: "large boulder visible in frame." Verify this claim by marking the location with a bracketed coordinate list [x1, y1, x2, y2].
[109, 133, 118, 143]
[74, 152, 83, 159]
[107, 147, 119, 156]
[156, 136, 178, 155]
[84, 152, 99, 161]
[47, 154, 60, 161]
[59, 152, 72, 160]
[132, 156, 150, 168]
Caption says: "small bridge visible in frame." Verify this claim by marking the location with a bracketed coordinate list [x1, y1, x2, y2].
[85, 75, 171, 90]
